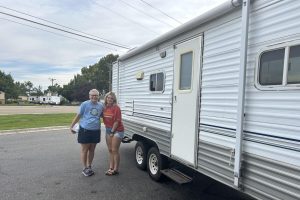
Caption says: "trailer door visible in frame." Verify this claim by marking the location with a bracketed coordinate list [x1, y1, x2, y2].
[171, 36, 202, 166]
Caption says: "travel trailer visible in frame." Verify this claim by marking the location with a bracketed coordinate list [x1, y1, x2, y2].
[48, 96, 62, 105]
[112, 0, 300, 200]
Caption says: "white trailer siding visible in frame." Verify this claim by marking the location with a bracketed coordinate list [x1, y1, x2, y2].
[198, 0, 300, 199]
[118, 47, 174, 123]
[112, 62, 119, 98]
[118, 48, 174, 155]
[115, 0, 300, 199]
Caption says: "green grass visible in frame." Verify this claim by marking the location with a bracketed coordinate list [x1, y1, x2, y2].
[0, 113, 76, 130]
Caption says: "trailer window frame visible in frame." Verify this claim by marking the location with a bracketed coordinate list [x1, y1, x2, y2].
[255, 41, 300, 90]
[149, 71, 165, 93]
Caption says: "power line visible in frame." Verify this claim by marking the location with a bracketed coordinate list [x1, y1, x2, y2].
[0, 17, 119, 51]
[0, 11, 131, 49]
[90, 0, 160, 35]
[118, 0, 175, 28]
[0, 5, 129, 49]
[139, 0, 182, 24]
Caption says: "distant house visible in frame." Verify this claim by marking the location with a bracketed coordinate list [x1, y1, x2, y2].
[18, 96, 28, 101]
[0, 91, 5, 104]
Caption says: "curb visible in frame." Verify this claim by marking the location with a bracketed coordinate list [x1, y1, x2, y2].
[0, 126, 69, 135]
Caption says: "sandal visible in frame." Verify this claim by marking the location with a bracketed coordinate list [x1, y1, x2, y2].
[106, 170, 119, 176]
[105, 168, 113, 175]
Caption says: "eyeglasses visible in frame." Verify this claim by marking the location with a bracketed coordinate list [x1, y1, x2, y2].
[90, 94, 99, 97]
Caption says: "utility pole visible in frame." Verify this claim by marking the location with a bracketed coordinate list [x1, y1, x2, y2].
[49, 78, 56, 96]
[49, 78, 56, 86]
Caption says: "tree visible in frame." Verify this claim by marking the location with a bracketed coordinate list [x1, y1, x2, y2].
[45, 83, 62, 95]
[0, 70, 18, 99]
[24, 81, 34, 95]
[31, 85, 43, 96]
[61, 54, 118, 102]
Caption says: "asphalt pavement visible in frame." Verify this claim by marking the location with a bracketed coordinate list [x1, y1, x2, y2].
[0, 128, 253, 200]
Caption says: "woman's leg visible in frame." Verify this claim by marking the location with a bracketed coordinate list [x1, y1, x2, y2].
[111, 136, 122, 172]
[105, 134, 114, 170]
[80, 143, 91, 168]
[87, 143, 97, 167]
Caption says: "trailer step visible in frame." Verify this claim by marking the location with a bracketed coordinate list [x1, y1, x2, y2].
[161, 168, 192, 184]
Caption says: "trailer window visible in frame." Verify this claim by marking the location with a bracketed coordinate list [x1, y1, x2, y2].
[150, 72, 164, 92]
[179, 51, 193, 90]
[259, 48, 284, 85]
[257, 44, 300, 89]
[287, 45, 300, 84]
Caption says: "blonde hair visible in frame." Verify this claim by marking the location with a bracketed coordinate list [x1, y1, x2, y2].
[104, 91, 117, 106]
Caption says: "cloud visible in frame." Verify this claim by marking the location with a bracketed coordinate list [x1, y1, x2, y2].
[0, 0, 227, 90]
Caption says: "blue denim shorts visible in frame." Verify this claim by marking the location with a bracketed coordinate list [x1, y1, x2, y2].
[106, 128, 124, 139]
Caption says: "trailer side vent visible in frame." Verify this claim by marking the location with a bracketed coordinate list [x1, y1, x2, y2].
[160, 51, 166, 58]
[136, 71, 144, 80]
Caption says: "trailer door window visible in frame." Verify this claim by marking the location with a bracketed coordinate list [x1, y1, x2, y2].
[179, 51, 193, 90]
[150, 72, 164, 92]
[257, 44, 300, 89]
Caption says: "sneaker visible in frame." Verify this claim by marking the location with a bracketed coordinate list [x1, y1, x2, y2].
[82, 168, 89, 176]
[87, 166, 95, 176]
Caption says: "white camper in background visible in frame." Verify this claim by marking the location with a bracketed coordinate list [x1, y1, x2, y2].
[113, 0, 300, 200]
[28, 95, 61, 105]
[49, 96, 61, 105]
[28, 96, 39, 104]
[38, 96, 51, 104]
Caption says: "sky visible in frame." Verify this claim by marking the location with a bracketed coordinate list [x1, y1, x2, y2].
[0, 0, 227, 90]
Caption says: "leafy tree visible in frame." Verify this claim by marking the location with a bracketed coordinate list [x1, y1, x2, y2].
[45, 83, 62, 95]
[61, 54, 118, 102]
[31, 85, 43, 96]
[24, 81, 34, 95]
[15, 82, 28, 96]
[0, 70, 18, 99]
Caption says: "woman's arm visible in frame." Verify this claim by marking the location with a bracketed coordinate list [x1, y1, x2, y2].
[111, 121, 119, 133]
[70, 114, 80, 133]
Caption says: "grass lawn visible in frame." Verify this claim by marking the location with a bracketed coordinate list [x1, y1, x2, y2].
[0, 113, 76, 130]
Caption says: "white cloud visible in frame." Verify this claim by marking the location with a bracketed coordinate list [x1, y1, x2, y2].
[0, 0, 227, 90]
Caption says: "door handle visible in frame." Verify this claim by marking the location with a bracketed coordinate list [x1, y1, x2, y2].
[174, 95, 177, 103]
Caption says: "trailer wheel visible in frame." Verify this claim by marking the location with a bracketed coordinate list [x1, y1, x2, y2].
[135, 141, 148, 170]
[147, 147, 166, 181]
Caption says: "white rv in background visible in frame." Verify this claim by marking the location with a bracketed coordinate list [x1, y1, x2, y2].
[48, 96, 62, 105]
[113, 0, 300, 200]
[28, 95, 62, 105]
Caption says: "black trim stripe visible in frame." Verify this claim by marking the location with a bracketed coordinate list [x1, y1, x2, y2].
[200, 123, 300, 143]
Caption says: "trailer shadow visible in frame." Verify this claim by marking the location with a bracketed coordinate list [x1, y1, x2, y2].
[120, 142, 254, 200]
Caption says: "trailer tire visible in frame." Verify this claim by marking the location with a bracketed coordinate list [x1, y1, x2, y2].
[135, 141, 148, 170]
[147, 147, 166, 181]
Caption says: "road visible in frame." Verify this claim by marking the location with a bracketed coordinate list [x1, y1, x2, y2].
[0, 128, 253, 200]
[0, 105, 77, 115]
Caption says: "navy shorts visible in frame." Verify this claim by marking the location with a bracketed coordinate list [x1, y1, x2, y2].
[77, 126, 101, 144]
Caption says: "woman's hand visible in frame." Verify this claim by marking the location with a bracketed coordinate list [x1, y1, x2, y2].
[70, 126, 76, 134]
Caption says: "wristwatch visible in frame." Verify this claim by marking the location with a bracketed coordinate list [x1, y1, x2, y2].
[110, 130, 115, 134]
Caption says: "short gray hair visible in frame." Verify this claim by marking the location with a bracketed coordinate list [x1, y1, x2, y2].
[89, 89, 99, 95]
